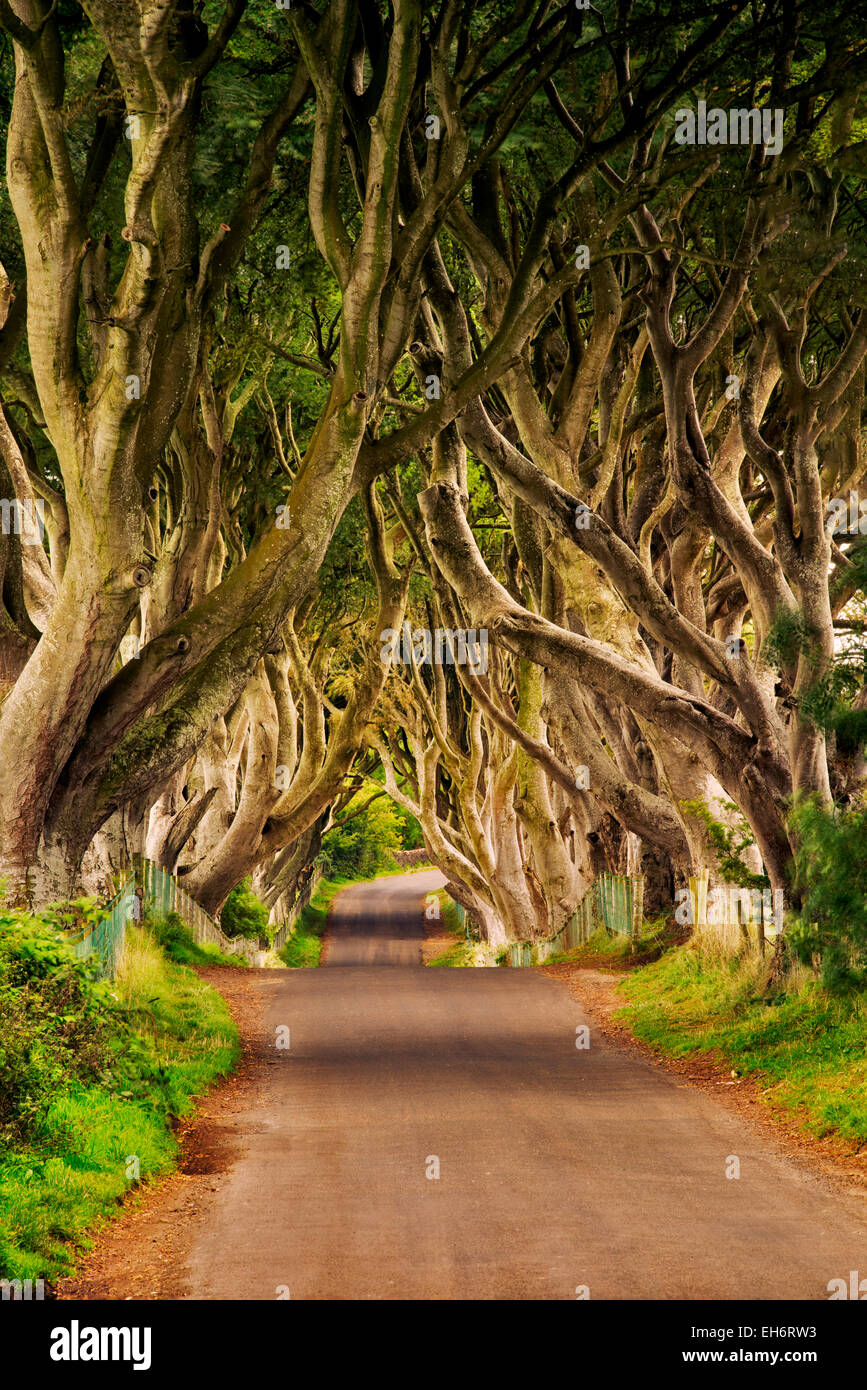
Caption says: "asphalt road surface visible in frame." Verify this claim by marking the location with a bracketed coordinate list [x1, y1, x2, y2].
[186, 871, 866, 1299]
[319, 869, 439, 965]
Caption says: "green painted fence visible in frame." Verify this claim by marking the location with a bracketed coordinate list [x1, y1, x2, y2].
[506, 873, 644, 967]
[61, 858, 267, 978]
[65, 871, 135, 979]
[136, 857, 266, 966]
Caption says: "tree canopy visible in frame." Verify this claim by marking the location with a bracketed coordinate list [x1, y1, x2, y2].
[1, 0, 866, 972]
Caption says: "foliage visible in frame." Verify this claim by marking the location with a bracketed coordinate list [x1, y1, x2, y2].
[278, 929, 322, 969]
[766, 549, 867, 752]
[427, 939, 476, 968]
[319, 794, 405, 881]
[618, 943, 867, 1144]
[787, 797, 867, 990]
[0, 908, 117, 1147]
[220, 878, 270, 942]
[45, 897, 105, 933]
[761, 606, 817, 671]
[0, 915, 238, 1280]
[679, 799, 769, 889]
[763, 545, 867, 988]
[277, 878, 347, 969]
[546, 917, 678, 969]
[391, 802, 425, 851]
[149, 911, 242, 968]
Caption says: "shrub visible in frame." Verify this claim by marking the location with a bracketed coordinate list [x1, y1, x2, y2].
[0, 910, 116, 1146]
[320, 794, 404, 880]
[787, 796, 867, 990]
[220, 879, 270, 941]
[0, 912, 238, 1280]
[678, 798, 768, 889]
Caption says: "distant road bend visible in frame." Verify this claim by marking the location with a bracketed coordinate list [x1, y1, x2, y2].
[187, 871, 867, 1300]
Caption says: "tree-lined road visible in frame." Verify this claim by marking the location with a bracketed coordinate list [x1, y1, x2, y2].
[321, 870, 444, 965]
[186, 874, 866, 1300]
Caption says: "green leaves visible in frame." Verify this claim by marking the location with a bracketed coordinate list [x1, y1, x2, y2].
[0, 913, 114, 1146]
[765, 551, 867, 753]
[679, 797, 769, 889]
[761, 606, 816, 672]
[220, 877, 270, 940]
[788, 796, 867, 990]
[321, 792, 406, 880]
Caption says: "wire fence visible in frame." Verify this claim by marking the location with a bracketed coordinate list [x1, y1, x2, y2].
[506, 873, 644, 968]
[136, 857, 267, 967]
[65, 871, 136, 979]
[59, 858, 268, 977]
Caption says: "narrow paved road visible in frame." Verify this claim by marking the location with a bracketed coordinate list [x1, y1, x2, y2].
[187, 873, 866, 1300]
[321, 869, 444, 964]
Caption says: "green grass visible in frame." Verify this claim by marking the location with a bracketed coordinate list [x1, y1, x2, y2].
[372, 861, 434, 876]
[546, 917, 677, 968]
[0, 919, 239, 1281]
[278, 878, 351, 967]
[428, 940, 476, 966]
[149, 910, 246, 967]
[617, 940, 867, 1144]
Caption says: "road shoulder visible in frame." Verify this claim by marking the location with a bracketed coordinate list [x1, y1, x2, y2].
[543, 962, 867, 1204]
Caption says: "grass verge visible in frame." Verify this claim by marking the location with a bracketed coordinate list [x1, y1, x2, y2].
[0, 912, 239, 1281]
[150, 910, 247, 967]
[547, 918, 683, 969]
[427, 891, 482, 966]
[616, 938, 867, 1144]
[278, 877, 351, 967]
